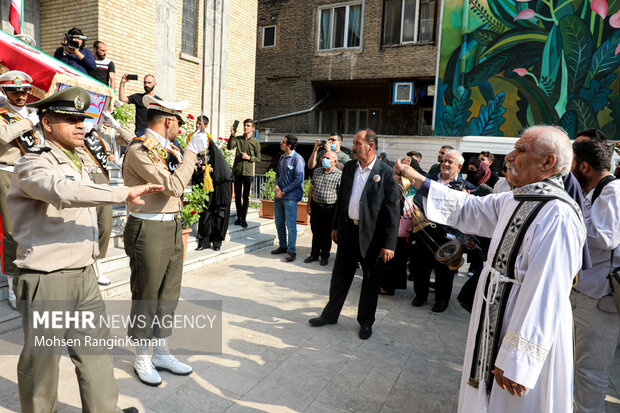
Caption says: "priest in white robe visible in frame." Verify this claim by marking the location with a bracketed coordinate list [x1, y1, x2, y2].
[395, 125, 586, 412]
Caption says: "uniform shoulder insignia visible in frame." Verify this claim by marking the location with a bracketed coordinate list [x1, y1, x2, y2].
[28, 145, 52, 154]
[0, 109, 8, 115]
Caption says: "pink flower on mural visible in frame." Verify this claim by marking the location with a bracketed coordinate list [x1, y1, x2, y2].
[514, 9, 535, 21]
[610, 10, 620, 28]
[513, 68, 528, 76]
[590, 0, 608, 19]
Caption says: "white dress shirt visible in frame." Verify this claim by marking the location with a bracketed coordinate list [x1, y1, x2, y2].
[348, 156, 377, 220]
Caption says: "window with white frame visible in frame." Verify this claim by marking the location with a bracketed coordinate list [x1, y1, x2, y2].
[383, 0, 435, 45]
[261, 25, 277, 49]
[318, 2, 363, 51]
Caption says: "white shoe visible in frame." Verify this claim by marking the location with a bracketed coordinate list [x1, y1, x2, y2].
[151, 353, 193, 375]
[97, 274, 111, 286]
[133, 354, 162, 386]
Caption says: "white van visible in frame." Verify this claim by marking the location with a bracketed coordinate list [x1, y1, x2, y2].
[457, 136, 518, 174]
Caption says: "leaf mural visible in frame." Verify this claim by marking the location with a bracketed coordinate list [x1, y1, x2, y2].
[558, 15, 594, 94]
[566, 98, 600, 131]
[479, 29, 548, 61]
[467, 92, 507, 136]
[560, 111, 578, 139]
[474, 29, 500, 46]
[440, 88, 473, 136]
[587, 31, 620, 85]
[577, 73, 616, 113]
[540, 26, 561, 98]
[434, 78, 449, 135]
[502, 75, 560, 125]
[464, 42, 542, 86]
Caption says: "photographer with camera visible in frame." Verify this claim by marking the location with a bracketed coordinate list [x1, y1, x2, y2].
[53, 28, 95, 74]
[119, 74, 160, 137]
[308, 133, 350, 171]
[410, 149, 475, 313]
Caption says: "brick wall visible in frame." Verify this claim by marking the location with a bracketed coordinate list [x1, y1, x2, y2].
[224, 0, 258, 136]
[254, 0, 439, 134]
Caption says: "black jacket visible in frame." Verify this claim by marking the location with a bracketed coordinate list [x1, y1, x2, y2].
[333, 158, 400, 257]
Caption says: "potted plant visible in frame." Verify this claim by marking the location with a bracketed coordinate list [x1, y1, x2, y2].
[181, 185, 209, 258]
[296, 178, 311, 225]
[259, 169, 276, 218]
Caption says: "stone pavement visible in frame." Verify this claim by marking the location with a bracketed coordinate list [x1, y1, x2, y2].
[0, 232, 619, 413]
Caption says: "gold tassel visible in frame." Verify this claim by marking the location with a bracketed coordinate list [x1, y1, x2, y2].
[203, 153, 214, 192]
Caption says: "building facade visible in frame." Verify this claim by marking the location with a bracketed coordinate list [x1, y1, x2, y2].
[1, 0, 257, 139]
[254, 0, 440, 136]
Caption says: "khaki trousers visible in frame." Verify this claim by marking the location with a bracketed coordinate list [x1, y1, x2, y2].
[14, 266, 121, 413]
[93, 173, 113, 258]
[123, 216, 183, 339]
[0, 169, 17, 275]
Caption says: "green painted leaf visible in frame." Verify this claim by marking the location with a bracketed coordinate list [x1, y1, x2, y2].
[479, 29, 548, 62]
[558, 15, 593, 94]
[587, 31, 620, 83]
[540, 26, 560, 97]
[464, 43, 543, 87]
[502, 75, 560, 125]
[474, 29, 500, 46]
[476, 92, 507, 136]
[441, 88, 473, 136]
[560, 111, 577, 139]
[566, 98, 600, 131]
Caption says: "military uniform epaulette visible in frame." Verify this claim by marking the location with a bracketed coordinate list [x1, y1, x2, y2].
[0, 108, 8, 115]
[28, 145, 52, 154]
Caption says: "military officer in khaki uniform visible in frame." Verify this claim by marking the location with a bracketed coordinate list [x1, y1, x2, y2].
[0, 71, 44, 309]
[8, 86, 160, 413]
[122, 95, 209, 386]
[76, 111, 133, 286]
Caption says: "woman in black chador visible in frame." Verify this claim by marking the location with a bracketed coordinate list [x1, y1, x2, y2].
[193, 133, 234, 251]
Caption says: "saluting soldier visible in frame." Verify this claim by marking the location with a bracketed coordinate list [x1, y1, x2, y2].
[8, 86, 159, 413]
[122, 95, 209, 386]
[0, 71, 44, 309]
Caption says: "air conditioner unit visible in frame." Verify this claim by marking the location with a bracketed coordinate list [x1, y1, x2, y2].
[392, 81, 414, 104]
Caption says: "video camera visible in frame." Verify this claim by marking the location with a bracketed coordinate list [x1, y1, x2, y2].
[63, 33, 87, 49]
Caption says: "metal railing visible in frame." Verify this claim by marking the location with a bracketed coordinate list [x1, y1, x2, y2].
[251, 174, 268, 200]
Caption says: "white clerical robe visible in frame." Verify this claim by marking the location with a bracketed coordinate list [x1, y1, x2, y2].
[423, 181, 585, 413]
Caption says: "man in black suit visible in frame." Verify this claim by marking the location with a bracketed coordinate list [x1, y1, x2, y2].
[309, 129, 399, 340]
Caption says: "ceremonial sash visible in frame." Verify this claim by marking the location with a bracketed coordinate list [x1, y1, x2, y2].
[467, 175, 584, 393]
[0, 109, 36, 155]
[129, 136, 180, 173]
[83, 130, 109, 179]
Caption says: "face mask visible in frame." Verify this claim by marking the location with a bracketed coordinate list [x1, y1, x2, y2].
[329, 143, 337, 151]
[322, 158, 332, 169]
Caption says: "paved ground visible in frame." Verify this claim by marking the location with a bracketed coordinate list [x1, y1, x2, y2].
[0, 232, 619, 412]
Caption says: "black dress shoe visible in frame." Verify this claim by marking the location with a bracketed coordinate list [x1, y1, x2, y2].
[411, 296, 427, 307]
[234, 217, 241, 225]
[122, 408, 139, 413]
[240, 219, 248, 228]
[308, 316, 337, 327]
[359, 325, 372, 340]
[271, 246, 288, 254]
[432, 300, 449, 313]
[285, 252, 296, 262]
[213, 246, 221, 251]
[196, 245, 207, 251]
[304, 256, 318, 263]
[320, 256, 329, 266]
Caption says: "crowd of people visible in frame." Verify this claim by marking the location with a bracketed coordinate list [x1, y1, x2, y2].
[0, 26, 619, 413]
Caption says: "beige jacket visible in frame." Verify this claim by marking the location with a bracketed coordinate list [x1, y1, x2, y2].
[0, 105, 44, 166]
[7, 141, 129, 272]
[122, 129, 196, 213]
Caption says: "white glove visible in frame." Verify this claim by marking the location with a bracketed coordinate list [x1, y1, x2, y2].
[26, 110, 39, 127]
[83, 121, 94, 134]
[102, 111, 121, 129]
[186, 132, 210, 154]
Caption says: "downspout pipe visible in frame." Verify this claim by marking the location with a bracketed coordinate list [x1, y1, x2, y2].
[259, 92, 330, 123]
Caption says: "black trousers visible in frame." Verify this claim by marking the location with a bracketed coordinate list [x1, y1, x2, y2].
[411, 241, 456, 303]
[321, 221, 380, 326]
[234, 175, 253, 220]
[309, 202, 336, 259]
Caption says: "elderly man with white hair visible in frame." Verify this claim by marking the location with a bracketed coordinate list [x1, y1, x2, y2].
[396, 125, 586, 412]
